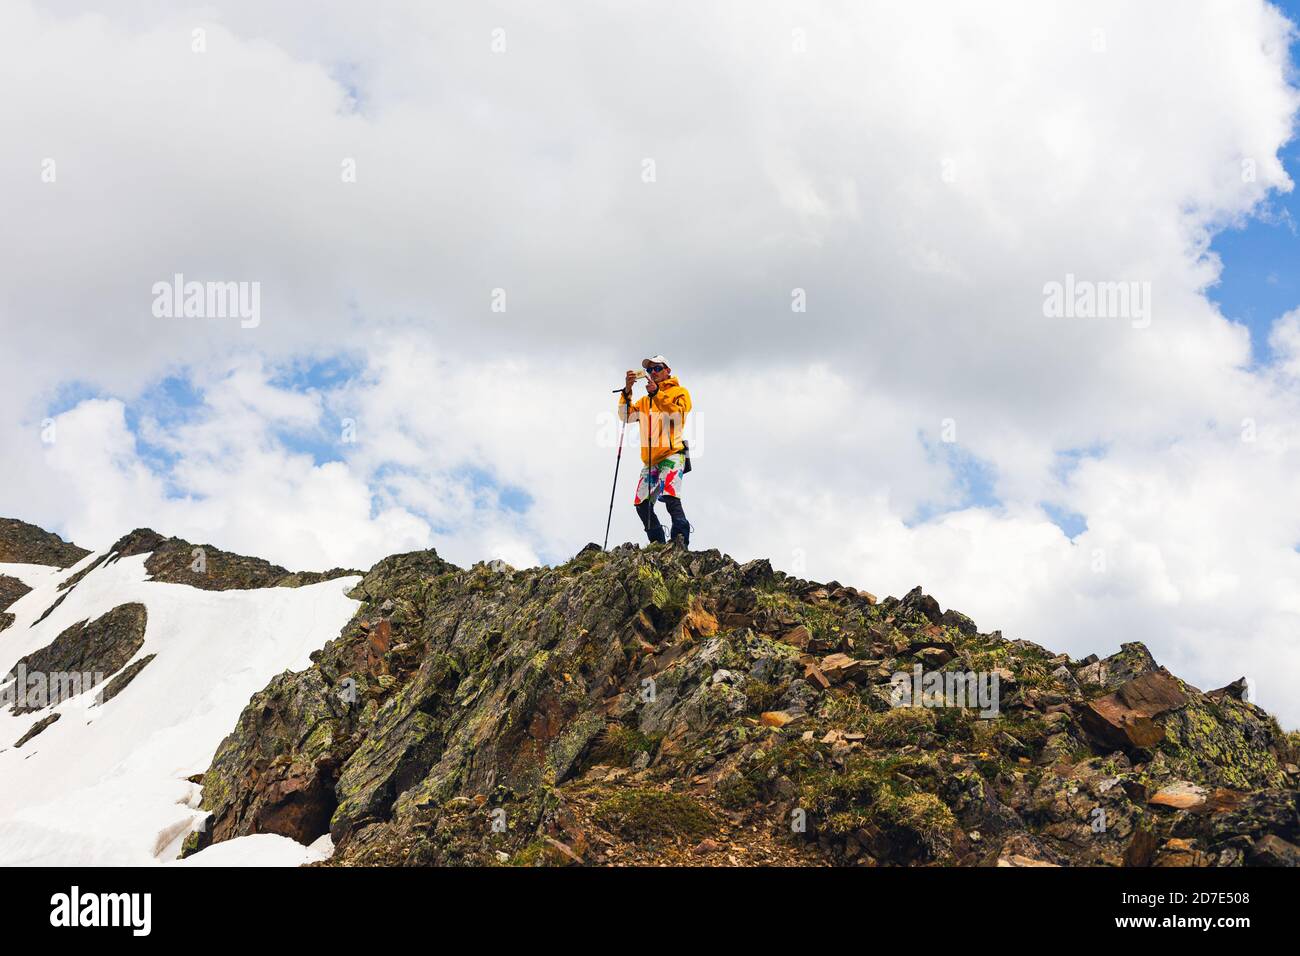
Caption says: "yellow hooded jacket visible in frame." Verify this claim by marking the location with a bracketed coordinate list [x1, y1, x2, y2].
[618, 376, 691, 466]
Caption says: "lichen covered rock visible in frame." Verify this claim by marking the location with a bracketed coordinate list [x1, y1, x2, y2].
[0, 518, 90, 568]
[0, 574, 31, 633]
[190, 543, 1300, 867]
[6, 603, 147, 714]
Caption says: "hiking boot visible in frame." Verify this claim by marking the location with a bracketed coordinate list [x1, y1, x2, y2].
[663, 497, 689, 549]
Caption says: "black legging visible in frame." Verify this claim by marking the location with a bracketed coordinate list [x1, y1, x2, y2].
[636, 495, 689, 545]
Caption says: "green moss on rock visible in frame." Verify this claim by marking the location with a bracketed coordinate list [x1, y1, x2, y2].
[593, 788, 714, 841]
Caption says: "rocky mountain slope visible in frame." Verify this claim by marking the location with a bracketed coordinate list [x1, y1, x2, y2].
[0, 518, 89, 634]
[189, 541, 1299, 867]
[0, 521, 360, 865]
[3, 517, 1297, 867]
[0, 517, 90, 569]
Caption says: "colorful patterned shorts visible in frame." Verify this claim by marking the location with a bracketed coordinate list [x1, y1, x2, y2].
[634, 451, 686, 506]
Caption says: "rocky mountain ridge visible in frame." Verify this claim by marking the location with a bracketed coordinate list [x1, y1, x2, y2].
[0, 518, 90, 569]
[185, 541, 1299, 868]
[3, 518, 1297, 867]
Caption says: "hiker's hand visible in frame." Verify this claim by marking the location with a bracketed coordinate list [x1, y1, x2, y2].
[645, 378, 658, 395]
[625, 370, 638, 391]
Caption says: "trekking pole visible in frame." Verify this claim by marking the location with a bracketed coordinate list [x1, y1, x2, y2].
[603, 385, 632, 551]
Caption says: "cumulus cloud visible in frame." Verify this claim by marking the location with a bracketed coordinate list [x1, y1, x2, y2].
[1270, 307, 1300, 377]
[3, 0, 1300, 722]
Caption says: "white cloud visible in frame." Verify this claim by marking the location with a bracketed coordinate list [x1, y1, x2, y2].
[3, 1, 1300, 723]
[16, 361, 431, 570]
[1270, 307, 1300, 378]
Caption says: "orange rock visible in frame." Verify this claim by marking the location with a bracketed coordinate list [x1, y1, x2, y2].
[1148, 781, 1207, 810]
[819, 652, 864, 683]
[803, 661, 831, 690]
[1080, 670, 1187, 750]
[1154, 838, 1206, 867]
[780, 625, 811, 650]
[683, 597, 719, 638]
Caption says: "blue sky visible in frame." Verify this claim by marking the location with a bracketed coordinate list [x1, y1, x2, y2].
[1208, 0, 1300, 365]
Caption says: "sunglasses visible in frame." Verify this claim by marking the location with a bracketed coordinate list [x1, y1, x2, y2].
[647, 364, 667, 373]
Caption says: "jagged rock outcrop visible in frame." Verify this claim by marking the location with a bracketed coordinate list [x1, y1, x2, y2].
[6, 603, 148, 715]
[2, 515, 366, 740]
[1080, 669, 1188, 749]
[0, 517, 90, 568]
[189, 543, 1300, 867]
[14, 712, 60, 748]
[124, 528, 355, 590]
[51, 527, 358, 596]
[0, 574, 31, 633]
[23, 527, 359, 630]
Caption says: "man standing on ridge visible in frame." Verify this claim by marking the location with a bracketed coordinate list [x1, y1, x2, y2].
[619, 355, 692, 548]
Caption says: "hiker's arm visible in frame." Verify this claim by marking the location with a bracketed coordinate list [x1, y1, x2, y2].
[617, 369, 641, 423]
[617, 391, 640, 423]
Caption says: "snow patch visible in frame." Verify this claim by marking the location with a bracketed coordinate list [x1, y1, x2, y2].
[168, 832, 333, 868]
[0, 549, 359, 866]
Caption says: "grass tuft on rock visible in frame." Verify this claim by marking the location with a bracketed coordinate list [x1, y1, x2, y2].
[593, 788, 714, 841]
[587, 724, 659, 768]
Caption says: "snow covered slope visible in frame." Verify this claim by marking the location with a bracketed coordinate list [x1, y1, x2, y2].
[0, 544, 360, 866]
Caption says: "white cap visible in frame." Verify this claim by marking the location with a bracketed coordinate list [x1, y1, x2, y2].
[641, 355, 669, 370]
